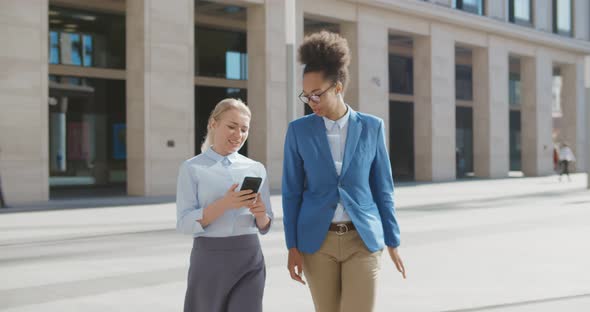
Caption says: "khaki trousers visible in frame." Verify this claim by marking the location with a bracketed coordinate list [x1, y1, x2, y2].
[303, 230, 382, 312]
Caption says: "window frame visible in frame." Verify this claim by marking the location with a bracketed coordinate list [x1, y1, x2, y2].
[552, 0, 574, 37]
[453, 0, 486, 16]
[509, 0, 534, 27]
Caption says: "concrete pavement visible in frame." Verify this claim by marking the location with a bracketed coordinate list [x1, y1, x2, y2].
[1, 174, 589, 311]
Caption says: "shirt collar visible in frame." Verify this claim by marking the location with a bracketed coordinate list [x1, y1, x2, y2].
[323, 105, 350, 131]
[204, 147, 239, 165]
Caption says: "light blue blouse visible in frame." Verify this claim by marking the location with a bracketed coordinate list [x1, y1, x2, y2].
[176, 148, 273, 237]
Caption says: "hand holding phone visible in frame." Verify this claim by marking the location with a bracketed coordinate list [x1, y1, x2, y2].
[240, 176, 263, 194]
[221, 183, 257, 210]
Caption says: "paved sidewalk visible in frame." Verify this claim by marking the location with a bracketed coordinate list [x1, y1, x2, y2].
[1, 174, 587, 246]
[1, 174, 589, 312]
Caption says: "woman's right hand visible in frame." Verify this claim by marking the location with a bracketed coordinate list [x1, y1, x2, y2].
[219, 184, 258, 211]
[198, 184, 257, 227]
[288, 248, 306, 285]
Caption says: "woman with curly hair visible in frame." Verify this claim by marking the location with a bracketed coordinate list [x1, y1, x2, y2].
[282, 31, 405, 312]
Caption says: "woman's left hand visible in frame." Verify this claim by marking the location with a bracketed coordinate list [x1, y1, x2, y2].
[248, 193, 270, 230]
[388, 247, 406, 279]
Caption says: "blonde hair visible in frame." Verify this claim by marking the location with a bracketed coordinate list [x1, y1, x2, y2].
[201, 98, 251, 153]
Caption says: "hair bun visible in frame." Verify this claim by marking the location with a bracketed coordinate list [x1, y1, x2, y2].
[298, 31, 350, 69]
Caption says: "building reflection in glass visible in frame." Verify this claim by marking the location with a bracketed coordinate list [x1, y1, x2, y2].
[48, 76, 126, 189]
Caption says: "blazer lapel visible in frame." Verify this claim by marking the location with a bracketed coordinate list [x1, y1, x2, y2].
[341, 109, 362, 177]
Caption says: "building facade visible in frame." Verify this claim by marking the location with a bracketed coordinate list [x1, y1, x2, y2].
[1, 0, 589, 204]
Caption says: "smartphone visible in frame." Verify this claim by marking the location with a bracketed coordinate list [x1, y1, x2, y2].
[240, 176, 263, 194]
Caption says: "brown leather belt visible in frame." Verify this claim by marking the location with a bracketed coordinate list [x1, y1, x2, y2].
[328, 222, 356, 235]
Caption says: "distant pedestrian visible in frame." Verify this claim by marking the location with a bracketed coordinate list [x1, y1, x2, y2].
[0, 147, 6, 208]
[558, 143, 576, 182]
[456, 148, 465, 178]
[0, 174, 6, 208]
[553, 145, 559, 172]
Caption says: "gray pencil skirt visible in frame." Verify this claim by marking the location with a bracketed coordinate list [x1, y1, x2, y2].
[184, 234, 266, 312]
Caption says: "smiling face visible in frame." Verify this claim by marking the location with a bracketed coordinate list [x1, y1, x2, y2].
[301, 72, 343, 120]
[210, 108, 250, 156]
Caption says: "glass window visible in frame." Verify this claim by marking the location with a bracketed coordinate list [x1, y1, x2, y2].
[82, 34, 93, 67]
[509, 0, 533, 26]
[49, 76, 126, 189]
[60, 32, 82, 65]
[389, 55, 413, 95]
[389, 101, 414, 181]
[553, 0, 573, 36]
[456, 65, 473, 101]
[48, 6, 125, 69]
[49, 31, 60, 64]
[195, 26, 247, 80]
[453, 0, 485, 16]
[509, 111, 522, 171]
[456, 107, 474, 177]
[509, 72, 521, 107]
[552, 75, 563, 115]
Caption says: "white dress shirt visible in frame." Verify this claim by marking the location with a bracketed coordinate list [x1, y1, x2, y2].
[176, 148, 273, 237]
[559, 146, 576, 162]
[323, 106, 352, 223]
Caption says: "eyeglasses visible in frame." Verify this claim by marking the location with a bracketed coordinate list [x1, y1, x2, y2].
[298, 84, 336, 104]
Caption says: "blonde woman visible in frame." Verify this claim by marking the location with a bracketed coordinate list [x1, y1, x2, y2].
[176, 98, 273, 312]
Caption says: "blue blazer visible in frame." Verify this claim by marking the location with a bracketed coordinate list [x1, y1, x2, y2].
[282, 109, 400, 254]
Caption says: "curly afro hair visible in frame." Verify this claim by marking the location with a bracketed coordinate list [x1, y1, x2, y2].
[298, 31, 351, 91]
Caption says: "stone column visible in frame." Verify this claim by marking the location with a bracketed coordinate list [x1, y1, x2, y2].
[586, 56, 590, 188]
[294, 0, 305, 119]
[0, 0, 49, 204]
[560, 58, 587, 172]
[413, 27, 456, 181]
[472, 39, 509, 178]
[126, 0, 195, 196]
[340, 22, 359, 112]
[343, 9, 389, 145]
[247, 1, 287, 190]
[521, 50, 554, 176]
[574, 0, 590, 41]
[486, 0, 507, 21]
[534, 0, 552, 33]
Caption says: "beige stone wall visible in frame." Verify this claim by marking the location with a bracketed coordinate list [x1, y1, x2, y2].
[0, 0, 49, 204]
[473, 39, 510, 178]
[486, 0, 507, 21]
[356, 8, 390, 145]
[574, 0, 590, 41]
[535, 0, 553, 33]
[340, 22, 360, 111]
[414, 27, 456, 181]
[126, 0, 194, 196]
[560, 58, 587, 172]
[247, 1, 287, 190]
[587, 85, 590, 187]
[2, 0, 590, 204]
[521, 50, 554, 176]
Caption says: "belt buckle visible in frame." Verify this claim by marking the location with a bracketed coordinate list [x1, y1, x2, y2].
[335, 223, 349, 236]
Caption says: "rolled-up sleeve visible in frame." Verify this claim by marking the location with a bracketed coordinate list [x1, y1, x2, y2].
[176, 161, 205, 235]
